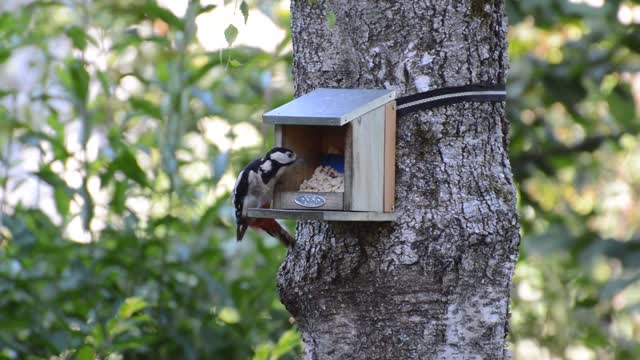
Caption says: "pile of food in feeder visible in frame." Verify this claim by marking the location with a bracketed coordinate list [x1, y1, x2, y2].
[298, 153, 345, 192]
[299, 165, 344, 192]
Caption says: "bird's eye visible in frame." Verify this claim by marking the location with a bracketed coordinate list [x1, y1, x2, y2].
[288, 153, 293, 158]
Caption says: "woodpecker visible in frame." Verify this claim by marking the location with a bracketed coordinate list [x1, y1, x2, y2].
[232, 147, 297, 246]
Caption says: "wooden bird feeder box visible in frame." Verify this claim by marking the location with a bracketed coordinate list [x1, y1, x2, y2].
[248, 88, 397, 221]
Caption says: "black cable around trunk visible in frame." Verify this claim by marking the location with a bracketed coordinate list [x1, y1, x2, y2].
[396, 84, 506, 116]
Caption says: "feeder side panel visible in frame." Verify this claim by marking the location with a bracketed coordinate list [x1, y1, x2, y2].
[343, 124, 353, 211]
[384, 102, 397, 213]
[351, 107, 385, 212]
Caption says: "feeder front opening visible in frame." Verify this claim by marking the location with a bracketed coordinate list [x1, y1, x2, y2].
[274, 125, 348, 211]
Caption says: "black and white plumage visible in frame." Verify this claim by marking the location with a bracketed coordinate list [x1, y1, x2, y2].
[232, 147, 297, 244]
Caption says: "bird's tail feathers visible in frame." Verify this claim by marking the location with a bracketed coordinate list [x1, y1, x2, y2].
[237, 223, 248, 242]
[250, 218, 295, 247]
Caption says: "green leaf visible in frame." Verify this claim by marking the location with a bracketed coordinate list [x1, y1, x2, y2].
[607, 85, 636, 128]
[270, 329, 301, 360]
[198, 4, 217, 15]
[240, 1, 249, 24]
[80, 186, 94, 231]
[142, 3, 184, 30]
[0, 89, 13, 99]
[35, 166, 67, 188]
[35, 155, 73, 217]
[54, 187, 71, 218]
[106, 317, 129, 338]
[0, 48, 10, 64]
[326, 11, 336, 29]
[46, 114, 65, 135]
[19, 130, 71, 161]
[224, 24, 238, 46]
[118, 296, 148, 319]
[111, 149, 149, 187]
[111, 180, 127, 215]
[229, 59, 242, 67]
[187, 57, 224, 84]
[109, 28, 171, 52]
[66, 26, 87, 50]
[129, 97, 162, 119]
[97, 70, 111, 95]
[155, 60, 170, 84]
[252, 343, 271, 360]
[68, 60, 90, 104]
[75, 345, 95, 360]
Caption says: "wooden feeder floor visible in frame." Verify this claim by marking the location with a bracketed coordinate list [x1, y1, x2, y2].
[247, 208, 397, 222]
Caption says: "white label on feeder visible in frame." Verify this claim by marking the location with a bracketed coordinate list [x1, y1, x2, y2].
[294, 194, 326, 208]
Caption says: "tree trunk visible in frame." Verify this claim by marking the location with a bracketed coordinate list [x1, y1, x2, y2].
[277, 1, 519, 359]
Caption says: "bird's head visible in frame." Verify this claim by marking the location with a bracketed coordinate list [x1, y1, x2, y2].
[264, 147, 297, 167]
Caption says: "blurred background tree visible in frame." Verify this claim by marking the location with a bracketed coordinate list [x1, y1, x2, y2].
[0, 0, 638, 359]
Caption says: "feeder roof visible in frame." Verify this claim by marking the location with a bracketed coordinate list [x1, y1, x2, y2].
[263, 88, 396, 126]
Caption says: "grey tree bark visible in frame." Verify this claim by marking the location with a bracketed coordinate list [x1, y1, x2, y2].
[277, 1, 520, 359]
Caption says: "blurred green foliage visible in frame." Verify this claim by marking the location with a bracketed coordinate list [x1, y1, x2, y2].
[0, 0, 298, 359]
[0, 0, 638, 359]
[507, 0, 640, 358]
